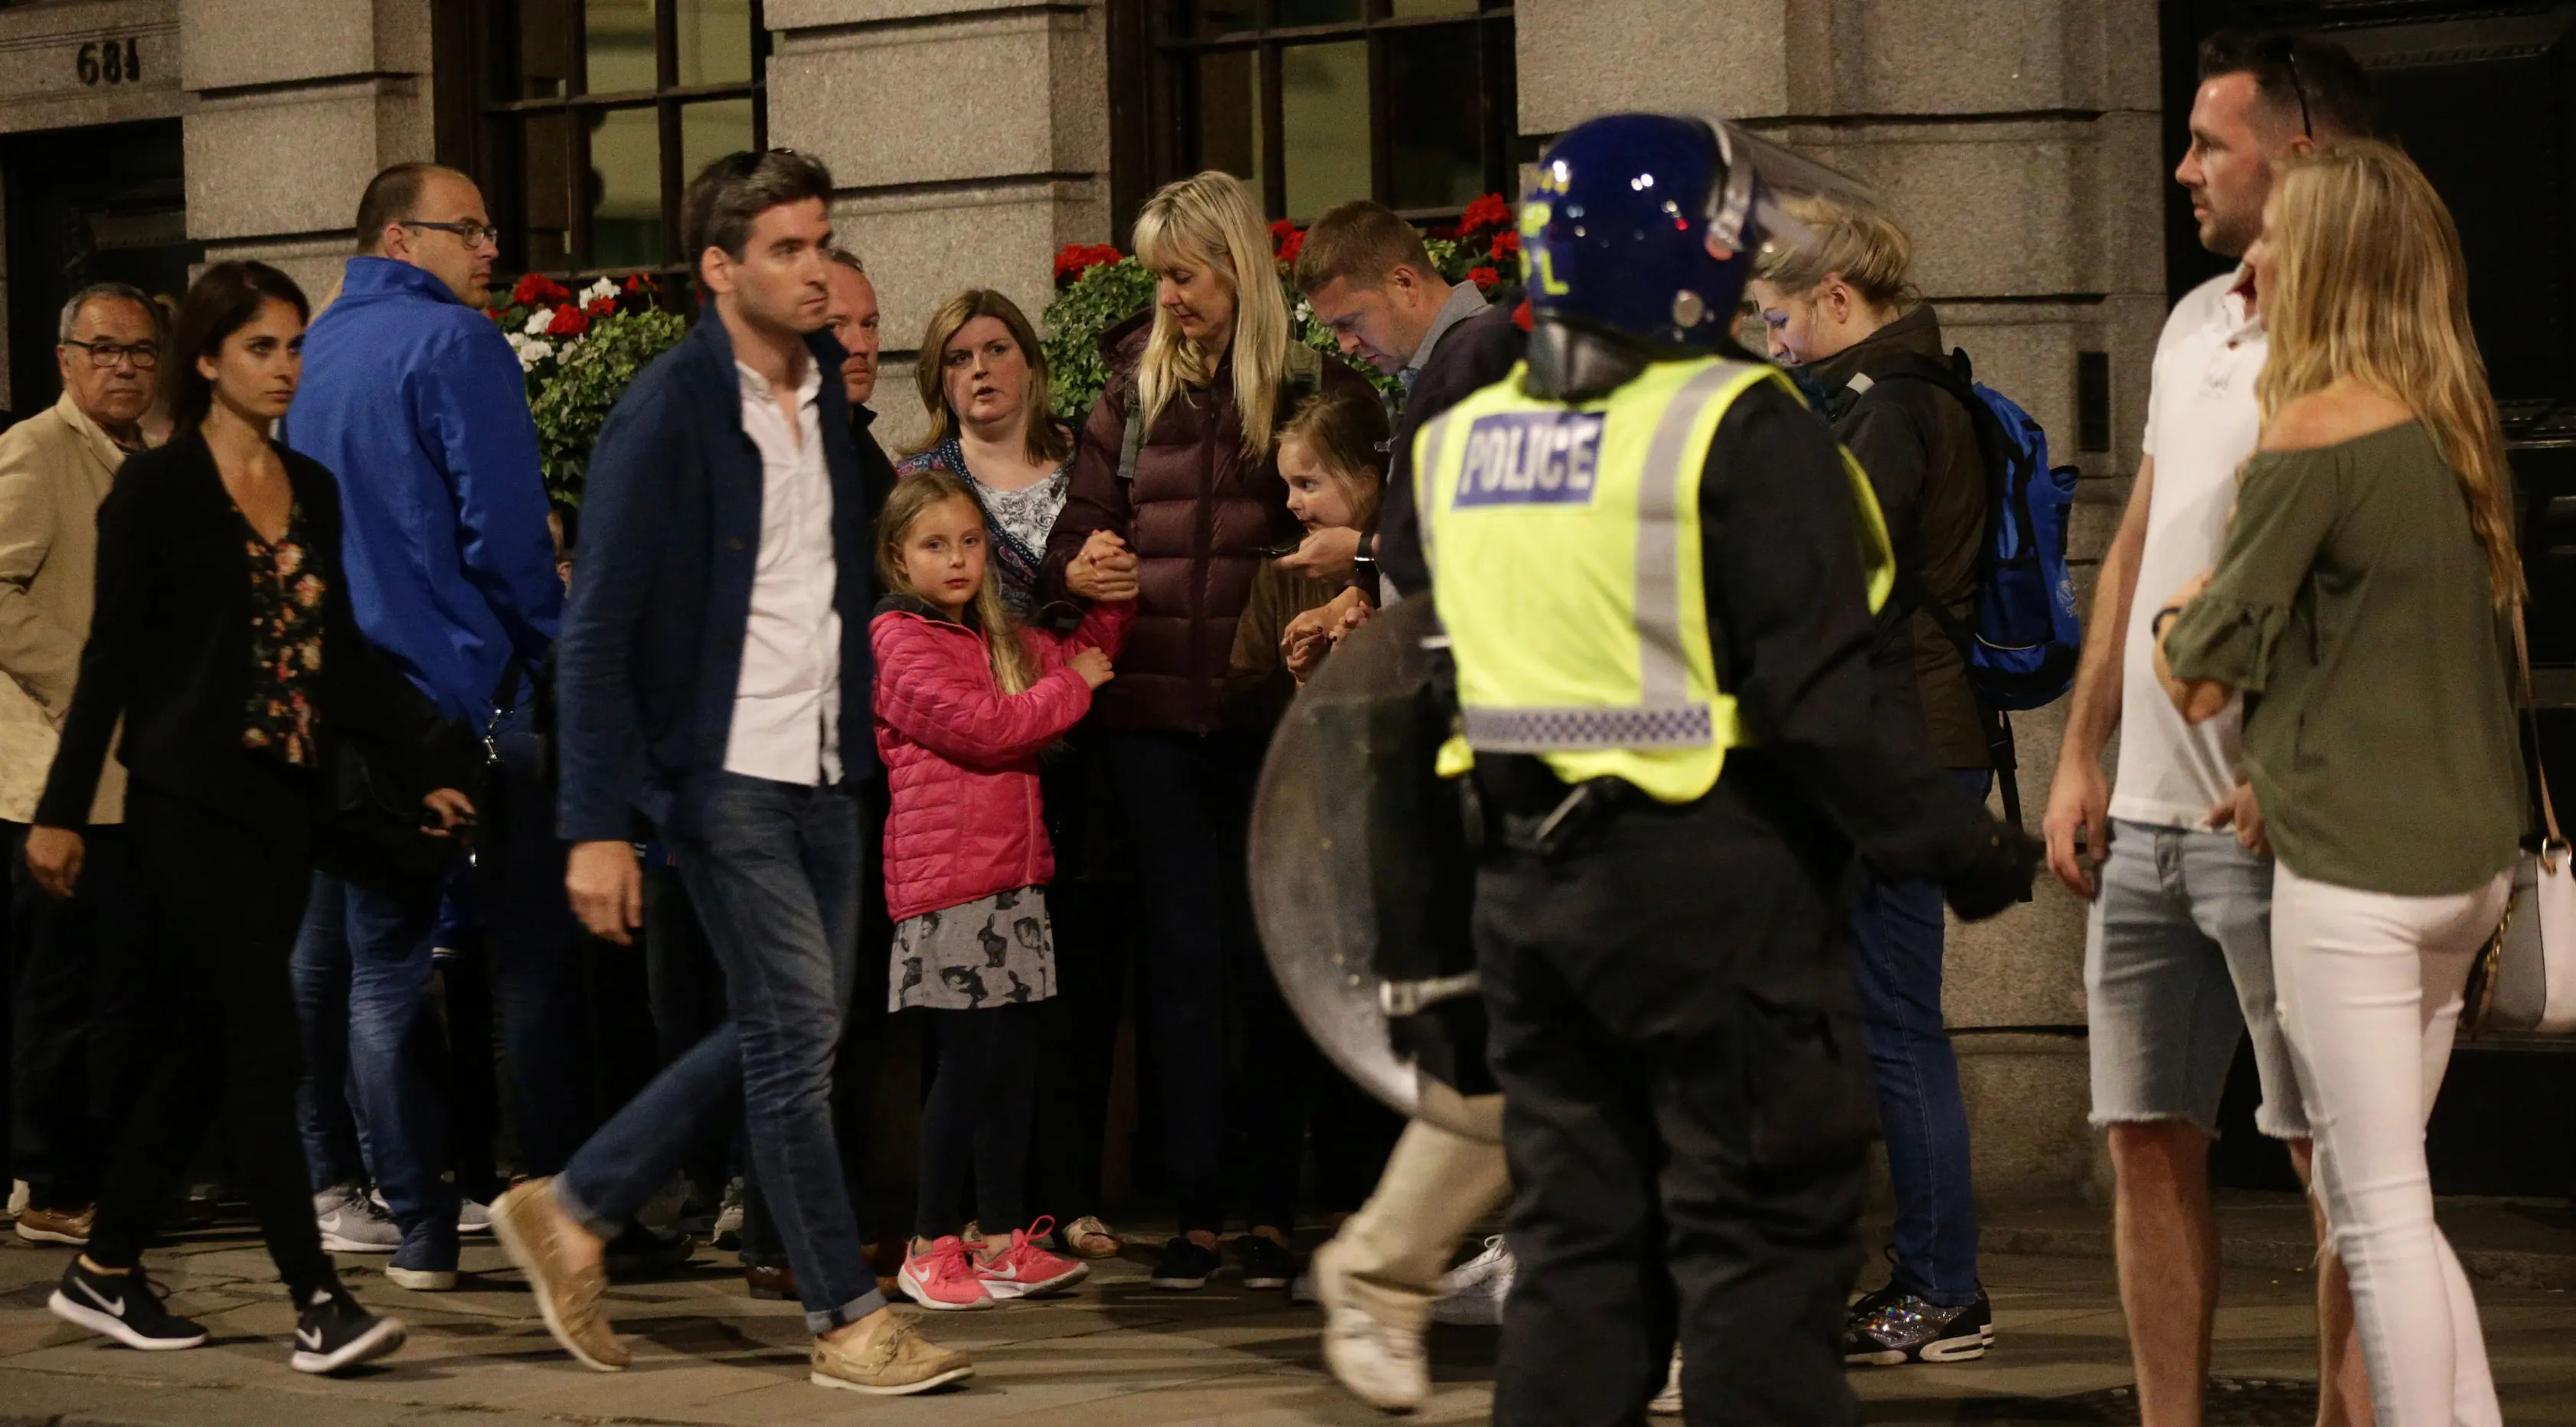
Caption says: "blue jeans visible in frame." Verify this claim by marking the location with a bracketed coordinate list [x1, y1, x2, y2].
[292, 873, 459, 1262]
[1848, 768, 1991, 1307]
[555, 772, 882, 1334]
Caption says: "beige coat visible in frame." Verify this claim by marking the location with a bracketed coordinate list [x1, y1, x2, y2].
[0, 391, 134, 824]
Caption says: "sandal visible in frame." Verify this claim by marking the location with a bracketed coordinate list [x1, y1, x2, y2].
[1060, 1215, 1123, 1259]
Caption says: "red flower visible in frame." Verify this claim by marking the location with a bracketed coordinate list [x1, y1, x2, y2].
[1053, 242, 1124, 286]
[1276, 228, 1305, 266]
[584, 295, 616, 318]
[1458, 193, 1512, 236]
[624, 273, 649, 292]
[1270, 217, 1299, 250]
[1467, 266, 1500, 290]
[511, 273, 548, 307]
[1489, 229, 1522, 259]
[546, 303, 588, 338]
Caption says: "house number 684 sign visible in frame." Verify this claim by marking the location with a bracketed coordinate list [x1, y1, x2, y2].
[77, 39, 143, 87]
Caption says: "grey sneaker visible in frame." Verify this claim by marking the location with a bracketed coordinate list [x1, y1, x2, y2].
[711, 1177, 745, 1250]
[1649, 1348, 1682, 1415]
[1842, 1285, 1993, 1365]
[1428, 1235, 1513, 1326]
[316, 1184, 400, 1253]
[369, 1186, 491, 1236]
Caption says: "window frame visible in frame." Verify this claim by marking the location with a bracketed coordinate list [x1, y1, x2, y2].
[437, 0, 770, 283]
[1121, 0, 1519, 229]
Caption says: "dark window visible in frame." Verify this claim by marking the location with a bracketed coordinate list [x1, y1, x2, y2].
[1133, 0, 1521, 225]
[453, 0, 769, 279]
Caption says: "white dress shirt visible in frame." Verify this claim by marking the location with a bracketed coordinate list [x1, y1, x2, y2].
[724, 358, 844, 785]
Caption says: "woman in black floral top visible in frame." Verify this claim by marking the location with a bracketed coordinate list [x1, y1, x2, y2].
[241, 504, 327, 765]
[24, 263, 472, 1376]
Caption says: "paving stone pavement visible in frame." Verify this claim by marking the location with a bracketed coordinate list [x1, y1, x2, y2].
[0, 1224, 2569, 1425]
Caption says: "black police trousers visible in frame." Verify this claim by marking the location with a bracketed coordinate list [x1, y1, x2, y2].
[1479, 757, 1875, 1427]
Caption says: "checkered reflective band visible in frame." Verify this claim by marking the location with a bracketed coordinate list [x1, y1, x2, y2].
[1461, 704, 1714, 749]
[1450, 409, 1607, 508]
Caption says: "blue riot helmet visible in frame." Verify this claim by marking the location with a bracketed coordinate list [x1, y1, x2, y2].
[1522, 113, 1809, 356]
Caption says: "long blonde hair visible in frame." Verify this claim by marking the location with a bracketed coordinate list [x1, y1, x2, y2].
[2257, 140, 2523, 605]
[1131, 170, 1293, 456]
[874, 469, 1038, 694]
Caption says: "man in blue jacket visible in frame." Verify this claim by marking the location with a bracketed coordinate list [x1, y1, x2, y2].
[486, 151, 969, 1396]
[282, 163, 573, 1289]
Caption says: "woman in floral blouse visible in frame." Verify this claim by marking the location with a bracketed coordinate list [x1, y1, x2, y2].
[896, 290, 1077, 618]
[23, 262, 472, 1378]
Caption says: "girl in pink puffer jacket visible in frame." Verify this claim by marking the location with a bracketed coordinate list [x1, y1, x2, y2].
[871, 468, 1130, 1312]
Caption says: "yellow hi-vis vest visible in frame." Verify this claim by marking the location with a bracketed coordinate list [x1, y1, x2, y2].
[1416, 357, 1895, 804]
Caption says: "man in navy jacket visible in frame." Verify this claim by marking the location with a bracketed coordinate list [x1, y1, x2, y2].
[282, 163, 573, 1288]
[489, 152, 969, 1396]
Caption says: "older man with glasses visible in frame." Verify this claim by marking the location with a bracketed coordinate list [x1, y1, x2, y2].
[0, 283, 165, 1249]
[277, 162, 597, 1294]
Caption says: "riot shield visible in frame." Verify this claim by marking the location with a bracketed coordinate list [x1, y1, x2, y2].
[1248, 596, 1501, 1144]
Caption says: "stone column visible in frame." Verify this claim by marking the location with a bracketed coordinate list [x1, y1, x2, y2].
[1518, 0, 2172, 1206]
[766, 0, 1113, 452]
[178, 0, 436, 303]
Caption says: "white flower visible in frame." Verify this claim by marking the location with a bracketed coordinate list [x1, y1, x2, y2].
[523, 309, 554, 336]
[515, 338, 554, 371]
[580, 276, 617, 305]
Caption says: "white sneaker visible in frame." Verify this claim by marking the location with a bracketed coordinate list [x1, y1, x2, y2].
[316, 1184, 400, 1252]
[712, 1177, 746, 1249]
[1649, 1347, 1682, 1416]
[1429, 1235, 1513, 1326]
[8, 1179, 27, 1218]
[1325, 1302, 1429, 1413]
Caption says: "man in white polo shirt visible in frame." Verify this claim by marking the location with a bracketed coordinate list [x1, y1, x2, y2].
[2043, 28, 2378, 1427]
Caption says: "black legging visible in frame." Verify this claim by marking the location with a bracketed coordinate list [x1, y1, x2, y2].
[87, 765, 340, 1303]
[914, 1004, 1039, 1241]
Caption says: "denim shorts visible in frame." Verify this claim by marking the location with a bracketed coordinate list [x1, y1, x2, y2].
[2084, 820, 2308, 1139]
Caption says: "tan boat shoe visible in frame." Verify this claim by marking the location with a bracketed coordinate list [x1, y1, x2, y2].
[809, 1314, 974, 1396]
[1062, 1215, 1123, 1259]
[488, 1177, 629, 1372]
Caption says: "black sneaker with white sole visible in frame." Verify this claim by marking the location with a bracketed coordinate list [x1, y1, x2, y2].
[47, 1258, 208, 1351]
[1842, 1286, 1992, 1366]
[1148, 1236, 1221, 1290]
[1237, 1233, 1296, 1291]
[290, 1288, 406, 1375]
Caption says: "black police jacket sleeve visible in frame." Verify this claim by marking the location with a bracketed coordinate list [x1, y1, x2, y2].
[1700, 381, 1999, 884]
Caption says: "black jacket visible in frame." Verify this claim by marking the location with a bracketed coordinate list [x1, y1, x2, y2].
[36, 429, 464, 828]
[554, 315, 878, 843]
[1378, 300, 1527, 599]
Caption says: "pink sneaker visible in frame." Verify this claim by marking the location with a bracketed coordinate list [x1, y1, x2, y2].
[974, 1217, 1090, 1300]
[897, 1236, 994, 1311]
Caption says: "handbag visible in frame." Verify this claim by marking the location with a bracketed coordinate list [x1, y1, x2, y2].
[2466, 605, 2576, 1034]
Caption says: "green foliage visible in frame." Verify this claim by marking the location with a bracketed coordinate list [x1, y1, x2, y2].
[1041, 257, 1157, 423]
[527, 307, 685, 507]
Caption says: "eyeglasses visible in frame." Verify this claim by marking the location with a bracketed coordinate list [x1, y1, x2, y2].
[2259, 34, 2313, 139]
[402, 218, 502, 250]
[61, 338, 158, 371]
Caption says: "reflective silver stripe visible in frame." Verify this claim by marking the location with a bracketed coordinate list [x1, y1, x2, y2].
[1462, 704, 1714, 750]
[1634, 362, 1752, 708]
[1414, 408, 1460, 570]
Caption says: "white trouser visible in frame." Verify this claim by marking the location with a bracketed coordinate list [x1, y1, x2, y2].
[2271, 861, 2512, 1427]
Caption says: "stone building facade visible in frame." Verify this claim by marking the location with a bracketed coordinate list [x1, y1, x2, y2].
[0, 0, 2171, 1204]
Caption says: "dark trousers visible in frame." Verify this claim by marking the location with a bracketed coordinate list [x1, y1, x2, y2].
[1030, 740, 1126, 1228]
[1848, 768, 1992, 1306]
[1478, 762, 1871, 1427]
[90, 769, 339, 1302]
[5, 821, 151, 1210]
[475, 708, 596, 1177]
[915, 1004, 1039, 1239]
[1108, 730, 1309, 1234]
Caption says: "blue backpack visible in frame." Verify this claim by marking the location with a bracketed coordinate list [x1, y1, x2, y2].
[1871, 348, 2081, 710]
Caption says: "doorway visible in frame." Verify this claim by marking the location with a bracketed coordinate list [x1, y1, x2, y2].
[4, 119, 198, 421]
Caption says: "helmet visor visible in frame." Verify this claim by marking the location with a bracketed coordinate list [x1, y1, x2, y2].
[1701, 119, 1877, 265]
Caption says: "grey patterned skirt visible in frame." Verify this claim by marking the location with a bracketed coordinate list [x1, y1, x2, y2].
[890, 886, 1058, 1011]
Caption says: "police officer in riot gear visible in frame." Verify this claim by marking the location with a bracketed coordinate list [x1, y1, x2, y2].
[1393, 113, 2035, 1426]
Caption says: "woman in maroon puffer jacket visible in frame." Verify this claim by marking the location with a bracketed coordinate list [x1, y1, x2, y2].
[1038, 171, 1375, 1292]
[873, 469, 1129, 1310]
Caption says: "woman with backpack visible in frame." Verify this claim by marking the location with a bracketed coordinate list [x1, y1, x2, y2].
[1747, 194, 1999, 1366]
[1038, 169, 1374, 1293]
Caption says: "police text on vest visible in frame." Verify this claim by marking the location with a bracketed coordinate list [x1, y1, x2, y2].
[1453, 411, 1606, 508]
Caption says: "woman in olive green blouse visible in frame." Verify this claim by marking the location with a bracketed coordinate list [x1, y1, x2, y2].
[2154, 142, 2522, 1427]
